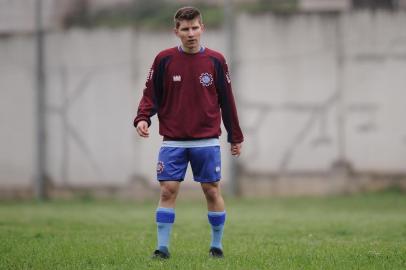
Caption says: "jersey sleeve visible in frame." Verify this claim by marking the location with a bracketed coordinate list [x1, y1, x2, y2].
[133, 57, 158, 128]
[217, 59, 244, 143]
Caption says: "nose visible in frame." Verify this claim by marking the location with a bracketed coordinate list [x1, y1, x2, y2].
[188, 29, 194, 37]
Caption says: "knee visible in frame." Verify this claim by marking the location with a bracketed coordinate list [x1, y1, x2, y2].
[160, 186, 177, 201]
[203, 186, 220, 202]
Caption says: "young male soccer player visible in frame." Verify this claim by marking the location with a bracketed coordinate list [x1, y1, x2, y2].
[134, 6, 244, 259]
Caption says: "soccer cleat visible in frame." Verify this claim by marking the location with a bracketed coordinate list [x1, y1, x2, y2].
[151, 249, 170, 259]
[209, 247, 224, 258]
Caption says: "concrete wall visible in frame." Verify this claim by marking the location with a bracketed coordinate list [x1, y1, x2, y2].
[236, 11, 406, 174]
[1, 11, 405, 197]
[0, 0, 72, 34]
[0, 27, 230, 195]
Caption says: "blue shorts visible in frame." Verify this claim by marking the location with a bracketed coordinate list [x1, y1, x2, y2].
[156, 142, 221, 183]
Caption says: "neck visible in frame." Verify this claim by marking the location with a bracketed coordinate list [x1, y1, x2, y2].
[181, 45, 201, 54]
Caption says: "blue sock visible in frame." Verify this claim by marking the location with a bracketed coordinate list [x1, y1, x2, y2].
[156, 207, 175, 253]
[208, 211, 226, 250]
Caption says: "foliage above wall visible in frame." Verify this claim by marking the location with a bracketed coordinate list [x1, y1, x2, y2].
[63, 0, 299, 30]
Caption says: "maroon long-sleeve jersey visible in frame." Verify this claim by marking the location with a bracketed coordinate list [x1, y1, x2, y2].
[134, 46, 244, 143]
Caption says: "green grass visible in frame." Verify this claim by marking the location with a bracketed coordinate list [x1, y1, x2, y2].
[0, 191, 405, 269]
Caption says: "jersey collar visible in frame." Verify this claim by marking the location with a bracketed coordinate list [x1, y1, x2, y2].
[177, 45, 205, 54]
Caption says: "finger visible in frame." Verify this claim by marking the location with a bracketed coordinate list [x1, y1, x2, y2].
[137, 126, 149, 137]
[233, 148, 241, 156]
[141, 126, 149, 135]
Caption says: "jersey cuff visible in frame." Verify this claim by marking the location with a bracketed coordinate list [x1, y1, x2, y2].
[134, 117, 151, 128]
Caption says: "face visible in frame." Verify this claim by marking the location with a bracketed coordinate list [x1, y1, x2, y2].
[174, 18, 204, 53]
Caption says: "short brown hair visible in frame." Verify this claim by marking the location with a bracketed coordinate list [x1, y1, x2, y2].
[174, 6, 202, 29]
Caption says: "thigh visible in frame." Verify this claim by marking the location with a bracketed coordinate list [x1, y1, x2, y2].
[157, 147, 188, 181]
[189, 146, 221, 183]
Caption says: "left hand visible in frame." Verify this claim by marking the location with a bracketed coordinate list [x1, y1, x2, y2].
[230, 143, 242, 157]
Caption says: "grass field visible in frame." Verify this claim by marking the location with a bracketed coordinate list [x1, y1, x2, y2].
[0, 190, 405, 269]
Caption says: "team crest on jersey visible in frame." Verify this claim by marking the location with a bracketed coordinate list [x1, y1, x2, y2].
[199, 72, 213, 87]
[157, 161, 165, 174]
[173, 75, 181, 82]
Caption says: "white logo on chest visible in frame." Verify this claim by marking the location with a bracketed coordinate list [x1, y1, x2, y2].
[173, 75, 181, 82]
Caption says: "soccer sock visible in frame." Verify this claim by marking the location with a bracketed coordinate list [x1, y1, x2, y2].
[208, 211, 226, 250]
[156, 207, 175, 253]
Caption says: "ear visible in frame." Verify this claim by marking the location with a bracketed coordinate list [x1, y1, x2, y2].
[201, 24, 205, 32]
[173, 28, 179, 37]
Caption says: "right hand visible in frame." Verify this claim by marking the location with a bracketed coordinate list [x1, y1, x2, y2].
[136, 120, 149, 138]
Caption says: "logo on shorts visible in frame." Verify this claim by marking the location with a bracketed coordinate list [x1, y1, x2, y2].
[157, 161, 165, 174]
[215, 166, 221, 173]
[199, 72, 213, 87]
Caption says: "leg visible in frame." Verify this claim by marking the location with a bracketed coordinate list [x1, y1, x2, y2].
[153, 146, 188, 258]
[153, 181, 180, 258]
[201, 182, 226, 256]
[189, 145, 225, 256]
[152, 145, 188, 259]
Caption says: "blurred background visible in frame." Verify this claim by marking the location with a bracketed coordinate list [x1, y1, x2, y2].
[1, 0, 405, 200]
